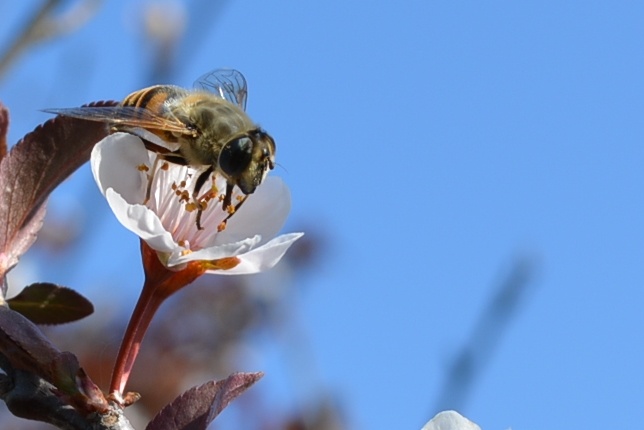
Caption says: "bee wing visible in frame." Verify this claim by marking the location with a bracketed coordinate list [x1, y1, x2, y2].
[194, 68, 248, 111]
[42, 106, 191, 135]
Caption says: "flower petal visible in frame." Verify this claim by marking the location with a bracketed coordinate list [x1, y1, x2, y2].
[215, 176, 291, 246]
[421, 411, 481, 430]
[105, 189, 177, 253]
[167, 235, 262, 267]
[91, 133, 149, 203]
[211, 232, 304, 275]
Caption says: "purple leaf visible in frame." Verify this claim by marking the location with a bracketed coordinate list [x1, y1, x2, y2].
[0, 304, 70, 383]
[146, 372, 264, 430]
[0, 203, 46, 292]
[7, 282, 94, 324]
[0, 102, 8, 161]
[0, 306, 109, 414]
[0, 101, 117, 279]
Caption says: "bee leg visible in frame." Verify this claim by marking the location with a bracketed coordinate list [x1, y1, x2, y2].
[193, 167, 214, 231]
[196, 208, 204, 230]
[222, 183, 235, 212]
[193, 166, 213, 197]
[218, 195, 248, 231]
[144, 156, 163, 204]
[230, 194, 248, 216]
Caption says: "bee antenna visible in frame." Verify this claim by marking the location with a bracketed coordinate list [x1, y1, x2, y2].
[273, 162, 288, 174]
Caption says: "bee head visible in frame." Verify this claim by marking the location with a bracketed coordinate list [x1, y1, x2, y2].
[219, 129, 275, 195]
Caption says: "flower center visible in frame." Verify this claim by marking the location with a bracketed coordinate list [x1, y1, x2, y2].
[140, 156, 246, 250]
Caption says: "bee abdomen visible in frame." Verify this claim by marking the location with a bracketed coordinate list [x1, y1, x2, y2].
[122, 85, 187, 111]
[119, 85, 189, 144]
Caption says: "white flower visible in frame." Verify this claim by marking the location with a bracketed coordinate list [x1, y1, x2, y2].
[91, 132, 302, 274]
[421, 411, 481, 430]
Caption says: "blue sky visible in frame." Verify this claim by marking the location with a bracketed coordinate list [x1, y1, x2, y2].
[2, 1, 644, 429]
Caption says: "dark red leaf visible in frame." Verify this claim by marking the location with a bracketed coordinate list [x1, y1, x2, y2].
[0, 101, 117, 279]
[0, 306, 109, 414]
[0, 102, 8, 160]
[146, 372, 264, 430]
[0, 203, 46, 294]
[0, 305, 68, 381]
[7, 282, 94, 324]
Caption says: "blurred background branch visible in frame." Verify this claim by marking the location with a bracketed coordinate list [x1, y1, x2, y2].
[433, 256, 539, 413]
[0, 0, 103, 79]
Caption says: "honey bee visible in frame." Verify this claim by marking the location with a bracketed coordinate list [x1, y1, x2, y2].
[44, 69, 276, 229]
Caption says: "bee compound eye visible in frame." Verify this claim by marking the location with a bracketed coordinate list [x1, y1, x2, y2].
[219, 137, 253, 177]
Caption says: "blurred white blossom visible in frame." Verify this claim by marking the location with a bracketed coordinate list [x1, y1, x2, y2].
[422, 411, 481, 430]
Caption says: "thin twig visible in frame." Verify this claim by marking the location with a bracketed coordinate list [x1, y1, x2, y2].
[0, 0, 103, 79]
[432, 256, 539, 412]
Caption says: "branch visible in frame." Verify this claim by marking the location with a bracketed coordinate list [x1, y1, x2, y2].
[0, 354, 134, 430]
[0, 0, 103, 79]
[433, 256, 539, 411]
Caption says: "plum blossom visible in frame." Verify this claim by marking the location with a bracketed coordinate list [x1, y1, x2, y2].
[90, 132, 302, 398]
[91, 132, 302, 274]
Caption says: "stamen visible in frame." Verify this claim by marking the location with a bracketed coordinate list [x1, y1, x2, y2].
[196, 187, 217, 203]
[137, 164, 149, 172]
[145, 155, 252, 236]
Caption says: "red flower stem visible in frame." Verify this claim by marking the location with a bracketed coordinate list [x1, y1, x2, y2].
[109, 240, 206, 399]
[108, 279, 166, 397]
